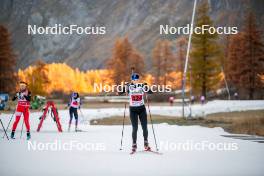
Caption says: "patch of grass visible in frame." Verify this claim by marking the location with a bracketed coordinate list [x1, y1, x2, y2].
[228, 117, 264, 136]
[90, 115, 230, 127]
[206, 110, 264, 136]
[90, 110, 264, 136]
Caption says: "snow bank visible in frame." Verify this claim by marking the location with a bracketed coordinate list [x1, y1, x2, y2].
[80, 100, 264, 119]
[150, 100, 264, 117]
[0, 100, 264, 175]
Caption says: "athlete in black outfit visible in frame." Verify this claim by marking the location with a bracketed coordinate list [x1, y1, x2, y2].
[120, 73, 152, 152]
[67, 92, 81, 132]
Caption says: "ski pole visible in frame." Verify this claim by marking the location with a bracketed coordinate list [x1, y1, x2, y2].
[146, 94, 159, 151]
[78, 109, 85, 123]
[2, 111, 15, 138]
[119, 102, 126, 150]
[0, 119, 9, 140]
[119, 67, 133, 150]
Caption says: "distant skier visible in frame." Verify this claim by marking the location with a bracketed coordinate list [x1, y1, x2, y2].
[120, 73, 152, 153]
[200, 95, 205, 105]
[11, 81, 31, 140]
[191, 95, 195, 104]
[234, 92, 239, 100]
[169, 96, 174, 106]
[68, 92, 81, 132]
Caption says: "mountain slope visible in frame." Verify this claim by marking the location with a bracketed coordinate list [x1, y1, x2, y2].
[0, 0, 263, 70]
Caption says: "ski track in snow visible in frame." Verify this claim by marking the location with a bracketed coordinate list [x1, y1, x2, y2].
[0, 100, 264, 176]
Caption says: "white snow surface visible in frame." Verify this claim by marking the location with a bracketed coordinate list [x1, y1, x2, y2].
[0, 100, 264, 176]
[28, 100, 264, 120]
[78, 100, 264, 119]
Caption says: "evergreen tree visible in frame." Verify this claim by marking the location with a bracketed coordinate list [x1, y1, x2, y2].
[152, 39, 175, 85]
[152, 40, 163, 85]
[226, 34, 244, 90]
[227, 12, 264, 99]
[241, 12, 264, 99]
[0, 25, 17, 93]
[107, 37, 144, 84]
[162, 40, 175, 85]
[190, 1, 222, 97]
[28, 60, 50, 96]
[107, 38, 127, 84]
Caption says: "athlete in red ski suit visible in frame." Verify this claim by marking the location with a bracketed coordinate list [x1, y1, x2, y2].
[11, 82, 31, 139]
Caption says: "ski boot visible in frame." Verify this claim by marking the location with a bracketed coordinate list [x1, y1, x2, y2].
[10, 131, 15, 139]
[75, 126, 78, 132]
[144, 141, 151, 151]
[131, 143, 137, 153]
[26, 132, 31, 140]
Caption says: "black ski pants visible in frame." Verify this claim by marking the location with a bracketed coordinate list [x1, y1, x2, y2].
[129, 105, 148, 144]
[69, 107, 78, 126]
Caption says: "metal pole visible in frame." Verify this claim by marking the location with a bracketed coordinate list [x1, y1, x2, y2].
[188, 65, 192, 118]
[182, 0, 197, 118]
[221, 66, 231, 100]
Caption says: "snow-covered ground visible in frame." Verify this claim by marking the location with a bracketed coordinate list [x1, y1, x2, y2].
[67, 100, 264, 120]
[142, 100, 264, 117]
[0, 100, 264, 176]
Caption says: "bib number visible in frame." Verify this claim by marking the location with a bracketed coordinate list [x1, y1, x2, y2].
[131, 95, 143, 101]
